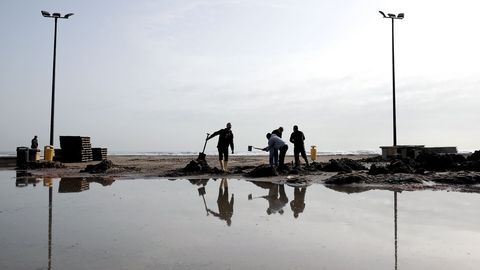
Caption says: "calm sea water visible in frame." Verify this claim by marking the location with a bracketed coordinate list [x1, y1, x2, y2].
[1, 170, 480, 270]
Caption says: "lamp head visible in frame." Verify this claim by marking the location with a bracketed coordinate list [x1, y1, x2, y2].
[41, 11, 51, 17]
[379, 11, 387, 18]
[397, 13, 405, 19]
[64, 13, 74, 19]
[52, 13, 61, 18]
[388, 13, 396, 18]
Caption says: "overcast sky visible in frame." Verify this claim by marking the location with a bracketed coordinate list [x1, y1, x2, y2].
[1, 0, 479, 153]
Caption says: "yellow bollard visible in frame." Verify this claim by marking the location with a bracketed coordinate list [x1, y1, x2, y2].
[44, 145, 54, 161]
[310, 145, 317, 162]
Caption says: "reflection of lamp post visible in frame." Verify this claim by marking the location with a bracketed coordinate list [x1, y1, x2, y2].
[41, 11, 74, 146]
[379, 11, 404, 146]
[394, 191, 398, 270]
[43, 178, 53, 270]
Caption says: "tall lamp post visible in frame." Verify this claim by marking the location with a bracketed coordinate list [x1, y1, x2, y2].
[379, 11, 404, 147]
[41, 11, 74, 146]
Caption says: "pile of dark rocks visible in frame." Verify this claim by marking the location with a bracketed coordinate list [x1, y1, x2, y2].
[367, 151, 480, 175]
[81, 160, 114, 174]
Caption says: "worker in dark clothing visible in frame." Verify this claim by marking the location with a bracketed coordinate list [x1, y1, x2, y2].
[272, 127, 284, 138]
[207, 123, 234, 172]
[31, 136, 39, 149]
[290, 125, 309, 167]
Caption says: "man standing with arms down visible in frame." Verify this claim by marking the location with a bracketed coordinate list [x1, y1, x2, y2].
[290, 125, 309, 167]
[207, 123, 234, 172]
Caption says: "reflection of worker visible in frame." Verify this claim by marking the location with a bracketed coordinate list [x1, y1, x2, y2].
[207, 123, 234, 172]
[290, 187, 307, 218]
[263, 184, 289, 215]
[31, 135, 38, 149]
[263, 133, 288, 168]
[290, 125, 309, 167]
[207, 179, 234, 226]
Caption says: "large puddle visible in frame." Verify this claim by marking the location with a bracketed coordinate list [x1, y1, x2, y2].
[1, 170, 480, 270]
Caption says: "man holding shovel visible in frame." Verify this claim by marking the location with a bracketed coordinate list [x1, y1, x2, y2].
[263, 133, 288, 169]
[207, 122, 234, 172]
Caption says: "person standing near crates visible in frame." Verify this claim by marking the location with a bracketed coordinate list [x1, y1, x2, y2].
[207, 123, 234, 172]
[289, 125, 309, 167]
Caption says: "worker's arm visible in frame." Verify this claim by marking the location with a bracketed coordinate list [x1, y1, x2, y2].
[207, 130, 220, 140]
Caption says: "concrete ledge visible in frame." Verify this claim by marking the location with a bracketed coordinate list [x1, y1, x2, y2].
[380, 145, 458, 160]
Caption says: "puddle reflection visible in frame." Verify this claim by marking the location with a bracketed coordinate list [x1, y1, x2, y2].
[4, 172, 480, 270]
[206, 179, 234, 226]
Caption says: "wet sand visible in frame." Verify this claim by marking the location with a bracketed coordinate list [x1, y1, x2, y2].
[6, 154, 480, 194]
[4, 154, 371, 179]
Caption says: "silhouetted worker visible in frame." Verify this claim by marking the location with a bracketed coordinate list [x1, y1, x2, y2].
[272, 126, 284, 138]
[263, 133, 288, 168]
[207, 179, 234, 226]
[290, 187, 307, 218]
[207, 123, 234, 172]
[31, 136, 38, 149]
[289, 125, 309, 167]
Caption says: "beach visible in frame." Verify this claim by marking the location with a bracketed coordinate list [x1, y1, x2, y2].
[6, 152, 480, 194]
[3, 154, 373, 179]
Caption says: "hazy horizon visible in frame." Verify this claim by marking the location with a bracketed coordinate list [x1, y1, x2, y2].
[1, 0, 479, 153]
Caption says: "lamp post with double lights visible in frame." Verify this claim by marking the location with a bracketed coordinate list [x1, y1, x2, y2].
[41, 11, 74, 146]
[379, 11, 404, 147]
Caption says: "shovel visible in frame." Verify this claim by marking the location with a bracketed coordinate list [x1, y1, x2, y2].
[248, 145, 264, 152]
[198, 186, 209, 216]
[197, 133, 210, 160]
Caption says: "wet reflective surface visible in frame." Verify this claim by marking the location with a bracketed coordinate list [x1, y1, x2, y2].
[2, 170, 480, 270]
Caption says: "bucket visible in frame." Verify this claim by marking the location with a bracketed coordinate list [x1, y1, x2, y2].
[29, 149, 40, 161]
[16, 147, 29, 167]
[44, 145, 54, 161]
[310, 145, 317, 161]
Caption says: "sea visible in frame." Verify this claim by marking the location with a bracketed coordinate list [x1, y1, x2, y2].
[0, 150, 382, 157]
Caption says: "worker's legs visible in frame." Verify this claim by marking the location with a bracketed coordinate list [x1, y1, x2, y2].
[218, 148, 225, 171]
[223, 149, 229, 172]
[294, 147, 300, 167]
[279, 145, 288, 167]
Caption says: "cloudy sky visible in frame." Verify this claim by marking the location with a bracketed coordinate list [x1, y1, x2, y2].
[1, 0, 479, 153]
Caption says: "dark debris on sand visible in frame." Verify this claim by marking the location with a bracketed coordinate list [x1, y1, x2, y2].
[19, 161, 66, 170]
[81, 160, 114, 174]
[163, 159, 230, 177]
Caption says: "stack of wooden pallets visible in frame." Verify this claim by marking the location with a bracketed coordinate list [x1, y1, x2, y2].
[92, 148, 108, 161]
[59, 136, 93, 162]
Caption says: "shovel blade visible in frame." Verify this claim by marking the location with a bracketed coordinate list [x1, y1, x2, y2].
[198, 186, 206, 196]
[198, 152, 206, 160]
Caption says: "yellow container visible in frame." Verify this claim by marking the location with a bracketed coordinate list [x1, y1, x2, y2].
[310, 145, 317, 161]
[44, 145, 54, 161]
